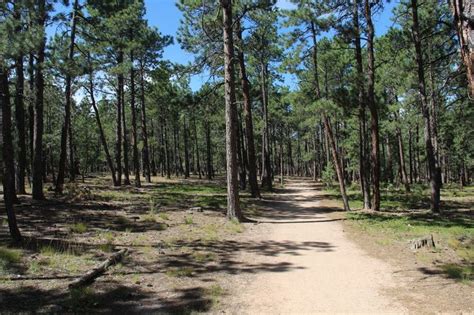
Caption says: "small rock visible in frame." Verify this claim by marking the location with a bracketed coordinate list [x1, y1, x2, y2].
[189, 207, 203, 212]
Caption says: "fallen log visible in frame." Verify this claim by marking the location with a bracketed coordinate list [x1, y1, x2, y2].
[68, 248, 127, 289]
[409, 234, 435, 250]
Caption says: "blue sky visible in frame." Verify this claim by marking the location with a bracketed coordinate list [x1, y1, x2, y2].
[145, 0, 398, 91]
[49, 0, 399, 91]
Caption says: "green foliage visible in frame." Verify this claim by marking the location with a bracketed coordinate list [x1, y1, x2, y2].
[69, 222, 88, 234]
[0, 247, 21, 275]
[322, 163, 335, 187]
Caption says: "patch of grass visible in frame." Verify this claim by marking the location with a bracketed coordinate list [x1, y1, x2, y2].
[97, 231, 115, 252]
[226, 218, 244, 234]
[440, 263, 473, 282]
[39, 245, 93, 273]
[69, 222, 88, 234]
[192, 251, 217, 263]
[201, 224, 219, 242]
[0, 247, 21, 275]
[184, 216, 194, 225]
[115, 216, 130, 226]
[205, 284, 224, 307]
[27, 260, 41, 274]
[165, 266, 194, 277]
[158, 212, 169, 221]
[67, 287, 97, 311]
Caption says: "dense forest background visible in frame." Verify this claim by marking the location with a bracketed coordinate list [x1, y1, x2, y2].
[0, 0, 472, 241]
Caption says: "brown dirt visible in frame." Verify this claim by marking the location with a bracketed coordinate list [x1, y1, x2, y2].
[0, 176, 472, 313]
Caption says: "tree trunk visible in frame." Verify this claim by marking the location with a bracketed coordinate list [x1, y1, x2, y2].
[353, 1, 371, 209]
[13, 4, 27, 195]
[220, 0, 242, 220]
[32, 0, 46, 200]
[364, 0, 381, 211]
[1, 66, 22, 242]
[183, 118, 190, 178]
[323, 114, 351, 211]
[193, 117, 201, 179]
[205, 120, 212, 180]
[129, 50, 141, 187]
[260, 62, 272, 191]
[87, 60, 117, 185]
[411, 0, 441, 212]
[28, 53, 35, 186]
[395, 113, 410, 192]
[56, 0, 79, 193]
[122, 69, 130, 185]
[139, 62, 151, 183]
[450, 0, 474, 96]
[236, 19, 260, 198]
[115, 52, 123, 186]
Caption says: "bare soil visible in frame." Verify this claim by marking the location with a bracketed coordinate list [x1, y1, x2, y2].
[0, 176, 472, 314]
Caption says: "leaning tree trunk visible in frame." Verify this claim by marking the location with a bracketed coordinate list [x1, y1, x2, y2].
[87, 63, 117, 186]
[236, 19, 260, 198]
[56, 0, 79, 193]
[411, 0, 441, 212]
[364, 0, 381, 211]
[323, 114, 351, 211]
[220, 0, 242, 221]
[1, 65, 22, 242]
[450, 0, 474, 96]
[32, 0, 46, 200]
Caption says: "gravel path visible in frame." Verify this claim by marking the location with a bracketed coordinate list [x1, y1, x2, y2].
[222, 179, 407, 314]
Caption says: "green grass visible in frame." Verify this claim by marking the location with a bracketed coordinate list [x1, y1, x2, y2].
[158, 212, 169, 221]
[69, 222, 88, 234]
[165, 266, 194, 277]
[205, 284, 224, 307]
[440, 263, 473, 282]
[0, 247, 21, 275]
[226, 218, 244, 234]
[67, 287, 97, 311]
[192, 251, 217, 263]
[184, 216, 194, 225]
[326, 183, 473, 212]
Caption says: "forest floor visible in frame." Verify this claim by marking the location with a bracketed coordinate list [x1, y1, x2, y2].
[0, 176, 472, 313]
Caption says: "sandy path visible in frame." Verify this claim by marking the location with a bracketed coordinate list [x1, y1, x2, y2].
[222, 179, 407, 314]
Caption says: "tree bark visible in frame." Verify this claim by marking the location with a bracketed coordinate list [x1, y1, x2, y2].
[87, 63, 117, 186]
[450, 0, 474, 96]
[220, 0, 242, 220]
[353, 0, 371, 209]
[411, 0, 441, 212]
[236, 19, 260, 198]
[1, 66, 22, 242]
[395, 112, 410, 192]
[13, 4, 27, 195]
[323, 114, 351, 211]
[260, 62, 272, 191]
[56, 0, 79, 193]
[129, 50, 141, 187]
[32, 0, 46, 200]
[183, 118, 190, 178]
[139, 61, 151, 183]
[364, 0, 381, 211]
[115, 52, 123, 186]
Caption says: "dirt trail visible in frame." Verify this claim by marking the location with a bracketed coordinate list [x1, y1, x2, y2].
[222, 179, 407, 314]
